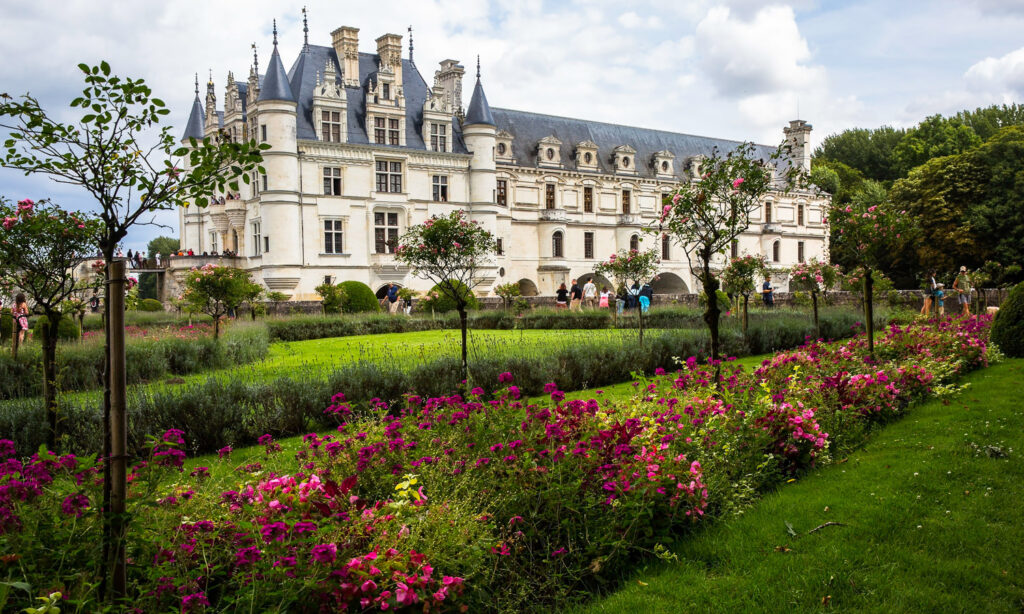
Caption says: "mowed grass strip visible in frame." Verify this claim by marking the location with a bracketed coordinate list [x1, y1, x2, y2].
[573, 358, 1024, 614]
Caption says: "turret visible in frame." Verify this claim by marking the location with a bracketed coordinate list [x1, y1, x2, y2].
[180, 75, 205, 254]
[463, 57, 497, 209]
[784, 119, 812, 173]
[254, 20, 301, 294]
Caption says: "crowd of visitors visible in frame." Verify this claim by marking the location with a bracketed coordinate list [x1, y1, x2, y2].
[920, 265, 974, 317]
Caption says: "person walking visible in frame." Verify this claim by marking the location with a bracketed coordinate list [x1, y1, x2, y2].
[639, 281, 653, 313]
[569, 279, 583, 312]
[126, 249, 134, 268]
[599, 286, 611, 310]
[13, 293, 29, 349]
[386, 283, 401, 315]
[155, 252, 162, 267]
[583, 278, 597, 309]
[761, 278, 774, 309]
[555, 283, 569, 309]
[935, 283, 946, 316]
[920, 270, 937, 316]
[953, 266, 972, 316]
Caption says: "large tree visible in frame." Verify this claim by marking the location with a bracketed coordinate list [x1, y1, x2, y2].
[892, 114, 981, 177]
[658, 141, 794, 373]
[147, 235, 179, 259]
[0, 197, 101, 446]
[0, 61, 266, 601]
[953, 103, 1024, 141]
[396, 210, 496, 382]
[814, 125, 905, 182]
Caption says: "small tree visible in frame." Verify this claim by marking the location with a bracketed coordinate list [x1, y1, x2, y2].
[720, 254, 770, 334]
[266, 290, 289, 316]
[494, 282, 522, 310]
[396, 210, 496, 381]
[788, 258, 841, 338]
[182, 264, 261, 339]
[594, 249, 660, 345]
[658, 142, 793, 369]
[829, 199, 916, 356]
[315, 282, 348, 314]
[0, 197, 101, 445]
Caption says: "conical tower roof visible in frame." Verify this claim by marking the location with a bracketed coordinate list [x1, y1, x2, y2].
[465, 57, 495, 127]
[181, 76, 205, 141]
[259, 21, 296, 103]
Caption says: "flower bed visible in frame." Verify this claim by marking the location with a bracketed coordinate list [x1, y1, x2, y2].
[0, 316, 996, 612]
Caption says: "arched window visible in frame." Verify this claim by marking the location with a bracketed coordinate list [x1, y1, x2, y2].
[552, 231, 564, 258]
[661, 234, 670, 260]
[630, 234, 639, 251]
[772, 240, 780, 262]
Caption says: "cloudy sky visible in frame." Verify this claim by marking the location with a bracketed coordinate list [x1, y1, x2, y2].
[2, 0, 1023, 251]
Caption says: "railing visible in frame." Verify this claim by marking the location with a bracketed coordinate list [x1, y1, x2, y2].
[762, 223, 781, 234]
[618, 214, 641, 225]
[164, 254, 244, 270]
[539, 208, 567, 221]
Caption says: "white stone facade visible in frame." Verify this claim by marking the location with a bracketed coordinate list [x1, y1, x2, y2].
[177, 24, 829, 300]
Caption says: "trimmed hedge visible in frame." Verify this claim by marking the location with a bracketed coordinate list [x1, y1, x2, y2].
[138, 298, 164, 312]
[991, 281, 1024, 357]
[0, 325, 269, 400]
[339, 281, 380, 313]
[32, 315, 80, 341]
[2, 311, 886, 457]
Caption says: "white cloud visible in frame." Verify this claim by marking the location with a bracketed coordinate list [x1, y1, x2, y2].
[965, 46, 1024, 96]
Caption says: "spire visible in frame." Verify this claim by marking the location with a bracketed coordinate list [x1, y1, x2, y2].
[182, 74, 206, 141]
[408, 25, 414, 64]
[259, 19, 297, 102]
[465, 56, 495, 126]
[302, 7, 309, 52]
[252, 42, 259, 77]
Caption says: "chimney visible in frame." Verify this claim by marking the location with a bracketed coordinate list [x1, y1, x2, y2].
[783, 119, 812, 173]
[332, 26, 360, 87]
[435, 59, 465, 117]
[375, 33, 404, 86]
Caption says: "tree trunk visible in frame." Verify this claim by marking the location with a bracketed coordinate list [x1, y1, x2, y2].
[459, 307, 468, 385]
[10, 321, 17, 359]
[811, 290, 820, 340]
[108, 260, 128, 601]
[864, 268, 874, 358]
[213, 315, 221, 340]
[701, 259, 722, 382]
[41, 313, 59, 449]
[100, 254, 113, 602]
[742, 294, 749, 335]
[637, 293, 645, 347]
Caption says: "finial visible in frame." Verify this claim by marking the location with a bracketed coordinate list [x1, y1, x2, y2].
[302, 7, 309, 50]
[476, 55, 481, 80]
[408, 25, 414, 63]
[273, 19, 278, 47]
[252, 43, 259, 75]
[208, 68, 213, 84]
[194, 73, 199, 96]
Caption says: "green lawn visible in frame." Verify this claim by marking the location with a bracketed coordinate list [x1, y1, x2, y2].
[572, 358, 1024, 614]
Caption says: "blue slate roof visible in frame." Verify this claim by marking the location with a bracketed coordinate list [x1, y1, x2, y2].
[181, 94, 205, 141]
[490, 108, 779, 180]
[286, 45, 468, 153]
[260, 45, 296, 102]
[465, 78, 495, 127]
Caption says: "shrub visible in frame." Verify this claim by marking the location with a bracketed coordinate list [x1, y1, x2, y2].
[138, 298, 164, 312]
[315, 282, 347, 314]
[422, 280, 480, 313]
[0, 308, 11, 341]
[32, 315, 80, 341]
[991, 281, 1024, 357]
[338, 281, 380, 313]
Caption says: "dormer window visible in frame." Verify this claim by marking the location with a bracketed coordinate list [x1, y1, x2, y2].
[537, 136, 562, 168]
[613, 145, 637, 174]
[622, 157, 630, 168]
[546, 148, 555, 161]
[497, 143, 507, 155]
[653, 150, 675, 178]
[661, 161, 668, 172]
[382, 83, 390, 100]
[496, 130, 516, 163]
[575, 140, 599, 171]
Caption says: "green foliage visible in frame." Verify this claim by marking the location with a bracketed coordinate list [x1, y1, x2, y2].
[494, 282, 521, 309]
[338, 281, 380, 313]
[814, 125, 905, 182]
[991, 282, 1024, 357]
[422, 280, 480, 314]
[32, 315, 80, 341]
[841, 266, 894, 297]
[146, 236, 179, 258]
[893, 114, 982, 177]
[266, 291, 289, 303]
[182, 265, 261, 338]
[595, 249, 661, 292]
[138, 298, 163, 312]
[809, 164, 840, 196]
[0, 308, 11, 341]
[699, 289, 731, 312]
[721, 254, 770, 297]
[953, 103, 1024, 140]
[315, 282, 347, 314]
[811, 159, 869, 206]
[789, 258, 842, 293]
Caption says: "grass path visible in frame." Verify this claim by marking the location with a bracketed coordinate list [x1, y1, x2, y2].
[572, 358, 1024, 614]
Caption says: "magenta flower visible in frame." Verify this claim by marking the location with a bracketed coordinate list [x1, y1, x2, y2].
[498, 372, 514, 384]
[181, 592, 210, 613]
[311, 543, 337, 563]
[61, 493, 90, 517]
[217, 446, 232, 459]
[234, 546, 262, 566]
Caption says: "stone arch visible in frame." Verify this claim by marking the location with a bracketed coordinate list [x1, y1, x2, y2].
[577, 272, 613, 292]
[517, 278, 539, 297]
[375, 283, 404, 299]
[650, 272, 689, 295]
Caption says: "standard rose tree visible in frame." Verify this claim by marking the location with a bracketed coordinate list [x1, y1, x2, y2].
[594, 248, 660, 344]
[721, 253, 770, 335]
[0, 197, 101, 446]
[788, 258, 841, 338]
[395, 210, 496, 381]
[182, 264, 262, 340]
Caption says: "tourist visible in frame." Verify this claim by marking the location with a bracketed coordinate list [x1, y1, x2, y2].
[599, 285, 611, 309]
[136, 251, 145, 269]
[555, 283, 569, 309]
[638, 282, 653, 313]
[386, 283, 400, 315]
[89, 292, 100, 314]
[403, 292, 413, 315]
[920, 270, 937, 316]
[187, 249, 194, 256]
[935, 283, 945, 316]
[953, 265, 972, 316]
[569, 279, 582, 312]
[13, 293, 29, 347]
[615, 285, 626, 315]
[762, 278, 774, 308]
[627, 282, 640, 311]
[583, 278, 597, 309]
[126, 249, 134, 267]
[115, 248, 124, 258]
[155, 252, 161, 267]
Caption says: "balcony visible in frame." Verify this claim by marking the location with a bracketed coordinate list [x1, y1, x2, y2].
[618, 214, 641, 226]
[165, 254, 245, 271]
[762, 223, 782, 234]
[370, 252, 411, 280]
[539, 208, 567, 222]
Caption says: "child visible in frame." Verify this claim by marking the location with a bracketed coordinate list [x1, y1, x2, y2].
[935, 283, 945, 316]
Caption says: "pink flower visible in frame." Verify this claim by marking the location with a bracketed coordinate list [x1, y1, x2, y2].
[498, 372, 513, 383]
[732, 177, 745, 188]
[311, 543, 337, 563]
[360, 579, 377, 593]
[672, 193, 681, 205]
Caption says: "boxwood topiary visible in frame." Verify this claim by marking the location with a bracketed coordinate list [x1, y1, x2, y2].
[33, 315, 80, 341]
[991, 281, 1024, 357]
[338, 281, 380, 313]
[139, 298, 164, 312]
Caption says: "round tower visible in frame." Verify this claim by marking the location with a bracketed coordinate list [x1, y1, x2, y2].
[179, 74, 206, 255]
[463, 57, 497, 211]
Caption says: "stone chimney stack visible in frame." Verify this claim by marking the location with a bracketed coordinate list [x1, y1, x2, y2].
[375, 33, 404, 86]
[435, 59, 465, 118]
[783, 119, 813, 173]
[332, 26, 361, 87]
